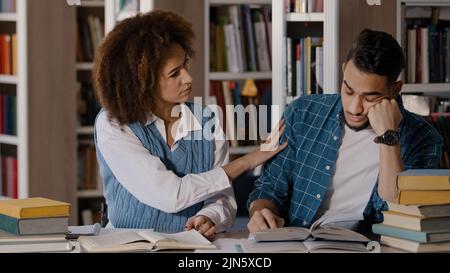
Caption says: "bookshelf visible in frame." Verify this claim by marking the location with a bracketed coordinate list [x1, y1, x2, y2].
[74, 0, 154, 224]
[0, 0, 78, 222]
[272, 0, 339, 118]
[397, 0, 450, 96]
[204, 0, 273, 156]
[74, 1, 105, 225]
[396, 0, 450, 169]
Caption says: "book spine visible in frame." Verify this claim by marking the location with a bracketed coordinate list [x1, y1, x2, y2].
[0, 213, 20, 235]
[372, 224, 427, 243]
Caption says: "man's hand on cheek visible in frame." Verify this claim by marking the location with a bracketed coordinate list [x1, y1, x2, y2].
[368, 98, 403, 135]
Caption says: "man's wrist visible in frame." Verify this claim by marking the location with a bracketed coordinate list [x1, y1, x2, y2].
[249, 200, 278, 218]
[374, 129, 400, 146]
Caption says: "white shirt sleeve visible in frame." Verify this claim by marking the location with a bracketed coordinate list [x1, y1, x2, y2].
[95, 111, 232, 214]
[194, 128, 237, 232]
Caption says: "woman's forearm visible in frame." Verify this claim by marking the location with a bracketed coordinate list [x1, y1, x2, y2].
[222, 155, 252, 181]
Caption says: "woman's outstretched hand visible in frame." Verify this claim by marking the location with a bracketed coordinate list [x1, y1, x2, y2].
[244, 119, 288, 170]
[222, 119, 288, 181]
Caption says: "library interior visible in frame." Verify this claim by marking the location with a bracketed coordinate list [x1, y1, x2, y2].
[0, 0, 449, 254]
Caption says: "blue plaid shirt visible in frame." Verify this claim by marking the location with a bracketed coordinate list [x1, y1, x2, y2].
[248, 94, 443, 227]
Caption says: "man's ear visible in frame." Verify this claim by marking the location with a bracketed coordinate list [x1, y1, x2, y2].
[391, 80, 403, 97]
[342, 62, 346, 73]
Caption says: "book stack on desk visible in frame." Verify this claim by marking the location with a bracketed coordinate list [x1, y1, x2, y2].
[0, 197, 72, 252]
[373, 169, 450, 253]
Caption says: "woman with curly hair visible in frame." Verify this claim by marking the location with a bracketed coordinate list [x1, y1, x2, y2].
[92, 10, 286, 239]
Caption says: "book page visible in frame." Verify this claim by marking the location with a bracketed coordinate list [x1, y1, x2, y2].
[138, 230, 216, 250]
[79, 231, 147, 249]
[310, 211, 364, 230]
[195, 238, 243, 253]
[312, 225, 370, 242]
[240, 239, 308, 253]
[303, 240, 370, 253]
[249, 227, 310, 242]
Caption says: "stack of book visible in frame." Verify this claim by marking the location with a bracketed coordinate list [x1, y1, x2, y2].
[0, 197, 72, 252]
[373, 169, 450, 252]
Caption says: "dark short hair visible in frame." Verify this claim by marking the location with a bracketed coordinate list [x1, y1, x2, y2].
[345, 29, 405, 85]
[92, 10, 195, 125]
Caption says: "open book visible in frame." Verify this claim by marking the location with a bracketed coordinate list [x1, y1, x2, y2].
[246, 213, 380, 253]
[249, 225, 370, 242]
[78, 229, 216, 253]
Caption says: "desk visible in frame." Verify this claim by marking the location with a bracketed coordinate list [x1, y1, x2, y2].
[68, 227, 403, 253]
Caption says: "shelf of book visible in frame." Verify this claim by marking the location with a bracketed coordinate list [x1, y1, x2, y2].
[205, 0, 274, 158]
[209, 0, 271, 5]
[0, 0, 79, 220]
[0, 75, 17, 84]
[73, 0, 154, 225]
[76, 62, 94, 71]
[402, 83, 450, 93]
[82, 0, 105, 8]
[286, 12, 324, 22]
[397, 0, 450, 90]
[74, 1, 104, 225]
[0, 134, 17, 145]
[77, 126, 94, 135]
[0, 12, 16, 21]
[210, 72, 272, 81]
[77, 190, 103, 198]
[272, 0, 339, 121]
[396, 0, 450, 169]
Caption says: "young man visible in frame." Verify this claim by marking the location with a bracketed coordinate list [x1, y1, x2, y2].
[247, 29, 443, 231]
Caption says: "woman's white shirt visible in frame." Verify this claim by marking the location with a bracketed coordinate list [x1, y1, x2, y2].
[95, 104, 237, 232]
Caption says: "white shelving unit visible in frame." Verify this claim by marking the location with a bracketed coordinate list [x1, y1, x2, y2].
[397, 0, 450, 96]
[105, 0, 154, 33]
[74, 1, 154, 215]
[0, 74, 17, 84]
[0, 1, 78, 214]
[210, 72, 272, 81]
[272, 0, 339, 121]
[0, 135, 18, 145]
[204, 0, 272, 155]
[76, 62, 94, 71]
[0, 12, 17, 22]
[204, 0, 272, 98]
[0, 0, 28, 199]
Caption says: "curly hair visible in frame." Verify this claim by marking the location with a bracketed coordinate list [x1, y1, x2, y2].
[346, 29, 405, 85]
[92, 10, 195, 125]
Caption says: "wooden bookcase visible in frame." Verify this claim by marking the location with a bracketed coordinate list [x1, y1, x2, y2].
[0, 0, 78, 223]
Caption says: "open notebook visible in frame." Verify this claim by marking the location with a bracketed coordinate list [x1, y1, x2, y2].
[78, 229, 216, 253]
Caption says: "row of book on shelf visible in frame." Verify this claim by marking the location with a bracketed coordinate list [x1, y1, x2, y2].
[0, 197, 73, 252]
[373, 169, 450, 253]
[0, 94, 16, 136]
[209, 79, 271, 148]
[0, 0, 15, 12]
[285, 0, 323, 14]
[77, 144, 100, 191]
[285, 36, 323, 98]
[210, 4, 271, 73]
[404, 6, 450, 84]
[77, 83, 101, 127]
[0, 155, 17, 199]
[76, 15, 105, 63]
[0, 34, 17, 76]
